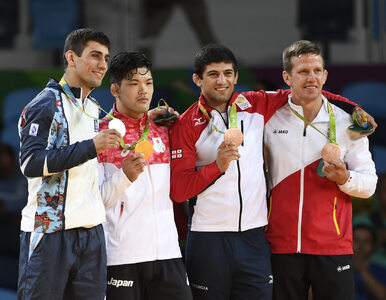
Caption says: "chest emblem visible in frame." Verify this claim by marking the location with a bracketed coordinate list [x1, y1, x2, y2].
[193, 117, 206, 126]
[152, 137, 165, 153]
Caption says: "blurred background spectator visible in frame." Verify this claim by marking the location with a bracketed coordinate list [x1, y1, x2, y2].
[353, 215, 386, 300]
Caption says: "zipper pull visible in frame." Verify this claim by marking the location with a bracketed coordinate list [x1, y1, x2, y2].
[120, 202, 124, 217]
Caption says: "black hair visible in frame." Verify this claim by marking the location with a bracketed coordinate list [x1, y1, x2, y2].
[63, 28, 110, 69]
[194, 44, 238, 78]
[109, 52, 152, 85]
[282, 40, 323, 73]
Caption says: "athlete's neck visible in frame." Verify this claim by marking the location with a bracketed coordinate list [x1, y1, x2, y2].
[62, 73, 90, 101]
[292, 96, 323, 125]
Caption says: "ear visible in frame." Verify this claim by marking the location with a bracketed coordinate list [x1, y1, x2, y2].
[234, 72, 239, 85]
[110, 83, 120, 99]
[65, 50, 76, 68]
[282, 71, 291, 87]
[322, 69, 328, 85]
[192, 73, 202, 88]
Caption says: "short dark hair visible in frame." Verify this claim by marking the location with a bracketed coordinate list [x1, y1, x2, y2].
[63, 28, 110, 69]
[282, 40, 323, 73]
[109, 52, 152, 85]
[194, 44, 238, 78]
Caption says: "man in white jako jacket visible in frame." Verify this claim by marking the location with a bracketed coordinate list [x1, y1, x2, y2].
[98, 52, 192, 300]
[264, 40, 378, 300]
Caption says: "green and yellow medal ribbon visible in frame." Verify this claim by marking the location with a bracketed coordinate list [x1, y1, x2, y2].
[198, 101, 238, 134]
[59, 78, 113, 122]
[120, 114, 150, 150]
[289, 101, 337, 145]
[60, 78, 151, 150]
[229, 102, 238, 129]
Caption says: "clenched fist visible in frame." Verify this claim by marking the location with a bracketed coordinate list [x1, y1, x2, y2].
[122, 153, 146, 182]
[93, 129, 122, 154]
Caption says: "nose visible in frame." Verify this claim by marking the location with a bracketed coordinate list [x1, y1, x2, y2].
[307, 72, 316, 81]
[139, 83, 147, 94]
[217, 74, 226, 84]
[99, 59, 108, 71]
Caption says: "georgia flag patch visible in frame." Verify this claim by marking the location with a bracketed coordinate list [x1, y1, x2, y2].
[171, 149, 183, 159]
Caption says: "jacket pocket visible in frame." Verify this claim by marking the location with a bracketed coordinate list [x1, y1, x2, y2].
[333, 197, 341, 235]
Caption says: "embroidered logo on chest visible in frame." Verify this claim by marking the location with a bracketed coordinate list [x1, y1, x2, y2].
[193, 117, 206, 126]
[152, 137, 165, 153]
[273, 129, 288, 134]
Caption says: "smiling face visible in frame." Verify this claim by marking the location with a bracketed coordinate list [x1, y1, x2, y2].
[282, 53, 327, 105]
[193, 62, 238, 112]
[111, 67, 154, 119]
[65, 40, 109, 96]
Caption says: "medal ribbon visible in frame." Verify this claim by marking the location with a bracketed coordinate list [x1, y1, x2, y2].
[198, 101, 238, 134]
[157, 98, 170, 117]
[229, 102, 238, 129]
[352, 107, 368, 128]
[59, 78, 113, 122]
[120, 114, 150, 150]
[60, 78, 150, 150]
[289, 101, 337, 145]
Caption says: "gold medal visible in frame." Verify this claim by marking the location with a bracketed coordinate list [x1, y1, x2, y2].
[135, 140, 153, 160]
[224, 128, 243, 147]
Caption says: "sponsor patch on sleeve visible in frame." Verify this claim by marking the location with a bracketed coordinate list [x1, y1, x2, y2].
[171, 149, 183, 159]
[29, 123, 39, 136]
[94, 120, 99, 133]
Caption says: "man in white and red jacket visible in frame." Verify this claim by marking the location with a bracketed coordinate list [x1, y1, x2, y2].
[98, 52, 192, 300]
[169, 44, 366, 300]
[264, 40, 378, 300]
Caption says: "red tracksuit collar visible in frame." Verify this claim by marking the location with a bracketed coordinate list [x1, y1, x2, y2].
[111, 103, 148, 128]
[198, 91, 240, 112]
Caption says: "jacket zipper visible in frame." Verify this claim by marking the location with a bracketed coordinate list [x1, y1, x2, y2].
[114, 202, 124, 238]
[237, 160, 243, 231]
[241, 120, 244, 146]
[333, 197, 341, 235]
[297, 126, 307, 253]
[215, 107, 243, 231]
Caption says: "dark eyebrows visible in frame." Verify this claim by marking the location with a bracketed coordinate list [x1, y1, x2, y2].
[127, 77, 153, 82]
[206, 68, 234, 74]
[90, 50, 109, 59]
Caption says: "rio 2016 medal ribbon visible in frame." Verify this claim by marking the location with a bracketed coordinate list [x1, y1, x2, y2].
[224, 102, 243, 146]
[348, 107, 373, 139]
[198, 98, 243, 146]
[120, 114, 153, 160]
[290, 101, 341, 177]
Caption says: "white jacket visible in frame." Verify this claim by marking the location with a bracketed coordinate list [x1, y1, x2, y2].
[98, 108, 181, 266]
